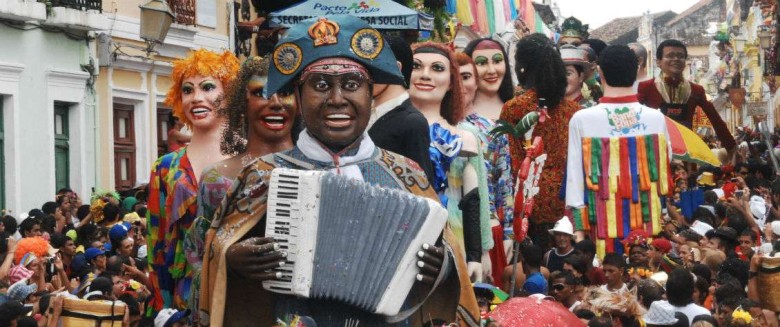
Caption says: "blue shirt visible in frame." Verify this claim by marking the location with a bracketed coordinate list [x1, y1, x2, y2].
[523, 272, 548, 295]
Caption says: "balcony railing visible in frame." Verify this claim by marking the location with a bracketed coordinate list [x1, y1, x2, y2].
[168, 0, 196, 26]
[49, 0, 102, 12]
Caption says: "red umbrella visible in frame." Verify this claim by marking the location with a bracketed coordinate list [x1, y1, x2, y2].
[487, 295, 585, 327]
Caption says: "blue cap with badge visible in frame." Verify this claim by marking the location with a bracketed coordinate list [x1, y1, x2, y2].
[265, 15, 404, 97]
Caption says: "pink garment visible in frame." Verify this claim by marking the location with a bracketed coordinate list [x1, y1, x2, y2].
[8, 265, 33, 284]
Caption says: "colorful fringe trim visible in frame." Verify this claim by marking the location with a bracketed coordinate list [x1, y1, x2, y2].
[573, 134, 672, 258]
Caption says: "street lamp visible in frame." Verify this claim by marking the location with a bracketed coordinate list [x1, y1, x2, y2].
[139, 0, 175, 56]
[734, 34, 747, 53]
[757, 25, 773, 75]
[758, 25, 773, 50]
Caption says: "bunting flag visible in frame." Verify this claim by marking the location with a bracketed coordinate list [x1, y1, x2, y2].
[576, 134, 672, 254]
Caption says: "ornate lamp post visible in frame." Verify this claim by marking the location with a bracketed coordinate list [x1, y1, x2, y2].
[139, 0, 175, 56]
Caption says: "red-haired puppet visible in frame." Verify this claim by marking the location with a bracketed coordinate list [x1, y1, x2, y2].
[147, 49, 240, 313]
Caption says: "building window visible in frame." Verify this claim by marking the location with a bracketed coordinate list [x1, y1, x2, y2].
[54, 103, 70, 192]
[157, 107, 172, 157]
[113, 103, 136, 191]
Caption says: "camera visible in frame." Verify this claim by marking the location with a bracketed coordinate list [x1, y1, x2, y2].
[735, 190, 744, 199]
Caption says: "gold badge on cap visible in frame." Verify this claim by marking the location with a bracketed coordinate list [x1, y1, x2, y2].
[273, 43, 303, 75]
[351, 28, 383, 60]
[308, 17, 340, 47]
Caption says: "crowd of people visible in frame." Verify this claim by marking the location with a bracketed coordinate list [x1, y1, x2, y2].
[1, 13, 779, 327]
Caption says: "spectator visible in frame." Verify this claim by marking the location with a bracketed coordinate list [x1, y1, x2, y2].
[601, 253, 627, 293]
[544, 217, 576, 273]
[574, 239, 605, 285]
[101, 203, 120, 228]
[549, 270, 583, 311]
[563, 254, 590, 286]
[2, 215, 17, 236]
[666, 267, 710, 323]
[643, 301, 678, 327]
[85, 247, 107, 276]
[636, 279, 664, 309]
[155, 308, 191, 327]
[18, 218, 41, 238]
[0, 300, 32, 326]
[521, 243, 547, 295]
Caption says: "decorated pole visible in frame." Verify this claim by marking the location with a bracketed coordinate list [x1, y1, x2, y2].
[491, 103, 549, 297]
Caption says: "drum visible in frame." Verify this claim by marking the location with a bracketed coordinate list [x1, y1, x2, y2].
[61, 298, 126, 327]
[758, 256, 780, 312]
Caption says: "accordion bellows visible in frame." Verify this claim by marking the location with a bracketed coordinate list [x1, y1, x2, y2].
[263, 168, 448, 316]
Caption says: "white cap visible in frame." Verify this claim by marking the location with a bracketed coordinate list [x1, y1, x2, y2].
[154, 308, 190, 327]
[643, 301, 678, 325]
[691, 220, 714, 237]
[771, 221, 780, 236]
[549, 216, 574, 236]
[750, 196, 767, 220]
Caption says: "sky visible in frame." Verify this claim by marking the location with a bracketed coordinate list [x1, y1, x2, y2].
[555, 0, 703, 30]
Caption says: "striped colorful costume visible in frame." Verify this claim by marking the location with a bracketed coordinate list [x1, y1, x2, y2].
[565, 95, 672, 258]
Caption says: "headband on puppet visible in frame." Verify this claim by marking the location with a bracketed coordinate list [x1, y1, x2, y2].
[164, 49, 240, 128]
[265, 15, 403, 97]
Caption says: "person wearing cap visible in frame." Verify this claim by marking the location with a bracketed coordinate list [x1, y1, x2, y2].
[560, 45, 595, 108]
[199, 15, 480, 327]
[6, 279, 38, 304]
[155, 308, 191, 327]
[146, 48, 240, 313]
[544, 217, 576, 273]
[565, 45, 672, 255]
[84, 247, 107, 275]
[643, 301, 679, 326]
[0, 300, 32, 326]
[708, 226, 738, 256]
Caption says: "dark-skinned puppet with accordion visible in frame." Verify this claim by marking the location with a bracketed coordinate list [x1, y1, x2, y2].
[198, 15, 480, 327]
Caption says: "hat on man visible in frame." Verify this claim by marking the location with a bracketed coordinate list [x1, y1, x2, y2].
[155, 308, 191, 327]
[772, 221, 780, 236]
[560, 45, 592, 69]
[84, 247, 105, 261]
[643, 301, 678, 325]
[265, 15, 404, 97]
[549, 216, 574, 236]
[697, 172, 716, 187]
[713, 227, 738, 242]
[650, 239, 673, 254]
[109, 222, 130, 243]
[6, 280, 37, 302]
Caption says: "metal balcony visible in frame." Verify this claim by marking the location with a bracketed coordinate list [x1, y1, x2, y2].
[49, 0, 102, 12]
[167, 0, 196, 26]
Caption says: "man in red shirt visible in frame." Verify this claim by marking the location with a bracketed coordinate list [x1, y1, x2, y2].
[637, 39, 736, 151]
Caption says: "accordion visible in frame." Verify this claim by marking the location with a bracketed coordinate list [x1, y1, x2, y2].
[262, 168, 448, 316]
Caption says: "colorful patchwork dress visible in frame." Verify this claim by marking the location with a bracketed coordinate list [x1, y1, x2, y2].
[147, 148, 198, 312]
